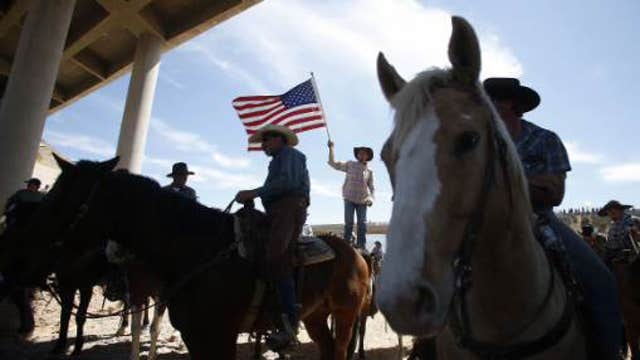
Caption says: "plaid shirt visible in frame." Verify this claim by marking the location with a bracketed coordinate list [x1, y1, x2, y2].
[329, 160, 374, 205]
[605, 214, 640, 251]
[515, 119, 571, 177]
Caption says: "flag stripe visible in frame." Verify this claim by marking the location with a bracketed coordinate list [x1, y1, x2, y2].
[232, 95, 278, 104]
[243, 104, 320, 128]
[245, 111, 323, 134]
[239, 103, 285, 119]
[233, 98, 280, 111]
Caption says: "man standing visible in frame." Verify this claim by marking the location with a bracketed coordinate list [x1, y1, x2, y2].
[580, 223, 606, 259]
[235, 124, 310, 351]
[1, 177, 44, 336]
[327, 141, 375, 248]
[484, 77, 621, 360]
[599, 200, 640, 261]
[4, 178, 44, 227]
[163, 162, 197, 201]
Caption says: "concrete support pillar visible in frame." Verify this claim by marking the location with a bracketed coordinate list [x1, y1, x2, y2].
[0, 0, 75, 209]
[115, 33, 162, 173]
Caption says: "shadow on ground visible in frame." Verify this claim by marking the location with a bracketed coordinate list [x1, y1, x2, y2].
[1, 334, 404, 359]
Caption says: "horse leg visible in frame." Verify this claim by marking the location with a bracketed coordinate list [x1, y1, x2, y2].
[334, 309, 359, 360]
[358, 315, 366, 360]
[129, 303, 142, 360]
[10, 287, 35, 336]
[116, 300, 128, 336]
[304, 311, 334, 360]
[397, 334, 403, 360]
[51, 287, 74, 354]
[253, 333, 263, 360]
[142, 297, 150, 329]
[148, 301, 167, 360]
[71, 286, 93, 356]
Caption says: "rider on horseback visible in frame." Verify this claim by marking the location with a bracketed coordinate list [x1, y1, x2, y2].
[599, 200, 640, 263]
[484, 78, 622, 360]
[235, 124, 310, 351]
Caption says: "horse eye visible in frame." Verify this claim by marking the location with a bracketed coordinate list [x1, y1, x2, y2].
[454, 131, 480, 157]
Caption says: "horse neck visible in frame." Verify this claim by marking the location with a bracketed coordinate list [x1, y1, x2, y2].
[105, 175, 235, 280]
[465, 191, 561, 342]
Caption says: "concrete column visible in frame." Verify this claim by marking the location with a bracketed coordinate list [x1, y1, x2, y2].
[115, 33, 162, 173]
[0, 0, 75, 209]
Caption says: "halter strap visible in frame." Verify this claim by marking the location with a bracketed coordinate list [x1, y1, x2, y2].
[448, 120, 574, 359]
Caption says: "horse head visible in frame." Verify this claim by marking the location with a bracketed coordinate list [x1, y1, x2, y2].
[375, 16, 529, 336]
[2, 155, 119, 286]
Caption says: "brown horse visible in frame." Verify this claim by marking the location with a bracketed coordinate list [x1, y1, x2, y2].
[375, 16, 588, 359]
[22, 156, 369, 360]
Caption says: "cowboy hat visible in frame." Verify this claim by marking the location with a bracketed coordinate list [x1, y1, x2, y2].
[167, 162, 195, 177]
[597, 200, 633, 217]
[24, 177, 41, 186]
[483, 78, 541, 113]
[353, 146, 374, 161]
[248, 124, 299, 146]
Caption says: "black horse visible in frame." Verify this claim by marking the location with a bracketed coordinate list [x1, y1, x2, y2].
[0, 190, 119, 356]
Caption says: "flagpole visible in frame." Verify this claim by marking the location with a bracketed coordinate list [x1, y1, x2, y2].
[310, 72, 332, 141]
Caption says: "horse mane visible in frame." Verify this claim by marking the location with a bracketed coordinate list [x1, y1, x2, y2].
[390, 68, 532, 216]
[390, 68, 451, 148]
[105, 169, 234, 240]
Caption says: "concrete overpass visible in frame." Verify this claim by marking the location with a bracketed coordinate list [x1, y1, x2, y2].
[0, 0, 261, 208]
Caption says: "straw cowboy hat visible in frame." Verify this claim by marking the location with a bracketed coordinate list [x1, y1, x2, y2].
[249, 124, 299, 146]
[353, 147, 374, 161]
[166, 162, 195, 177]
[597, 200, 633, 217]
[483, 77, 541, 113]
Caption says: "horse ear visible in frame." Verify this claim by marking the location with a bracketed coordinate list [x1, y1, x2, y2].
[99, 156, 120, 173]
[448, 16, 481, 85]
[53, 152, 74, 173]
[377, 52, 406, 102]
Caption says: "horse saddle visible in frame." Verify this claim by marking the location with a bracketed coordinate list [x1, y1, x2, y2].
[294, 236, 335, 266]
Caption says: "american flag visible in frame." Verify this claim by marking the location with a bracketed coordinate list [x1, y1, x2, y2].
[232, 79, 326, 150]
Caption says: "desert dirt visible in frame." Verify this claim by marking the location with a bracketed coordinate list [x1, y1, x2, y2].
[0, 288, 410, 359]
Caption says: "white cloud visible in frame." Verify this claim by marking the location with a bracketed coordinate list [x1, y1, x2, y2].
[189, 0, 523, 91]
[159, 72, 186, 90]
[310, 178, 341, 198]
[179, 42, 269, 93]
[565, 141, 604, 164]
[45, 130, 115, 158]
[601, 163, 640, 183]
[150, 117, 251, 169]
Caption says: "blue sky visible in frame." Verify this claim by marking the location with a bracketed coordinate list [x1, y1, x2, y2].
[44, 0, 640, 224]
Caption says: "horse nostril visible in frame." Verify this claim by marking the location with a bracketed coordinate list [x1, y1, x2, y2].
[415, 283, 437, 314]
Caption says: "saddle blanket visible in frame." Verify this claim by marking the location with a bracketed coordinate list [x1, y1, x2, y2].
[296, 236, 335, 266]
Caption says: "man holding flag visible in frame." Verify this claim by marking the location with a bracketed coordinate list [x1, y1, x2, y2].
[232, 77, 326, 350]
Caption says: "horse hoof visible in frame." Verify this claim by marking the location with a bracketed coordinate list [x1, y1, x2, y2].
[114, 328, 126, 337]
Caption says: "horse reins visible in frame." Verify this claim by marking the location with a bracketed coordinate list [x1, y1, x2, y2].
[448, 121, 575, 359]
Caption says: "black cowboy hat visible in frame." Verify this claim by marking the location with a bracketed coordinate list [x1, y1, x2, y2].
[597, 200, 633, 217]
[25, 178, 41, 186]
[353, 147, 374, 161]
[166, 162, 195, 177]
[483, 78, 541, 114]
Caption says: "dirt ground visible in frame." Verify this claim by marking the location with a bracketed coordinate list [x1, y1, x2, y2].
[0, 288, 409, 359]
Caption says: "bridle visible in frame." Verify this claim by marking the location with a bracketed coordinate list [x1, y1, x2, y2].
[447, 116, 575, 359]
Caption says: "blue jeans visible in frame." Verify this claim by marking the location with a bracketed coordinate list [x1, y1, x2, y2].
[547, 212, 621, 359]
[344, 200, 367, 248]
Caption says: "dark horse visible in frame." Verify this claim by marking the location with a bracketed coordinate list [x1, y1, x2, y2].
[23, 155, 369, 360]
[0, 199, 111, 356]
[0, 181, 165, 359]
